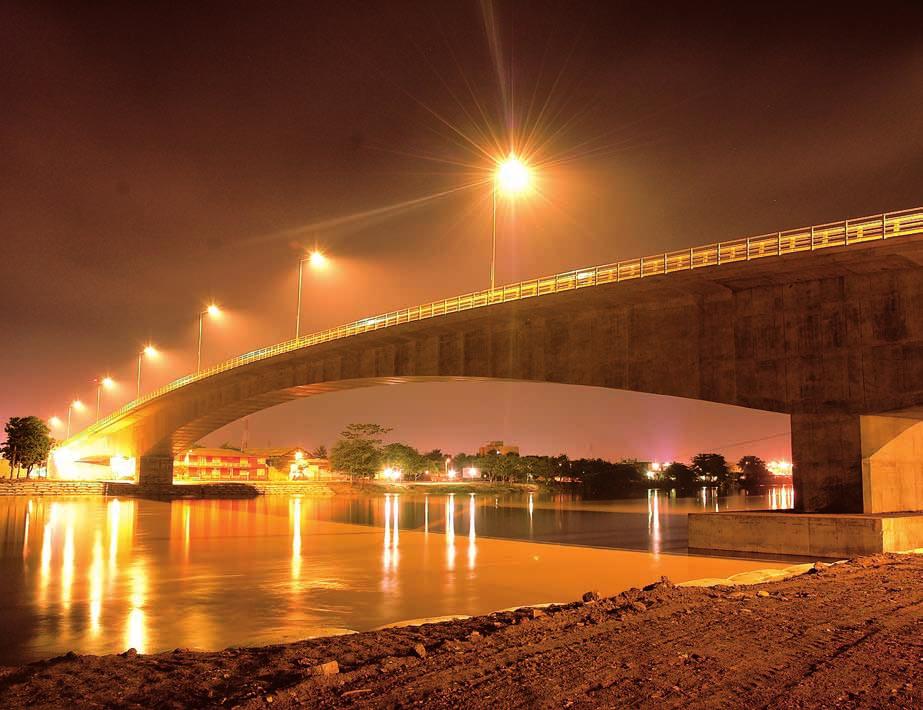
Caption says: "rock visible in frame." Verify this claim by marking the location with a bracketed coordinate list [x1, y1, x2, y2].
[412, 643, 427, 659]
[468, 632, 482, 642]
[582, 590, 601, 603]
[529, 608, 545, 619]
[121, 648, 138, 659]
[727, 592, 748, 600]
[310, 660, 339, 676]
[630, 602, 647, 613]
[65, 651, 78, 660]
[643, 576, 673, 591]
[756, 591, 770, 598]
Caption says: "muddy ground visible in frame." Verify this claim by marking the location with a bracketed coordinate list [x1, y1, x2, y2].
[1, 554, 921, 709]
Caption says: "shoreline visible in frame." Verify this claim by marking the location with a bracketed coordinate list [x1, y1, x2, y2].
[2, 553, 921, 708]
[0, 478, 539, 499]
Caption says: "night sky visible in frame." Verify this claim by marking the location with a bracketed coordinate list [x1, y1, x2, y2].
[2, 2, 922, 461]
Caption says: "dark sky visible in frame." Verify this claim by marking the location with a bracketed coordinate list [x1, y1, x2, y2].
[2, 1, 922, 461]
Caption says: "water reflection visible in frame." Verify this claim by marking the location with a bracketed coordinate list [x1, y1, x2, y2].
[0, 486, 796, 665]
[468, 494, 477, 571]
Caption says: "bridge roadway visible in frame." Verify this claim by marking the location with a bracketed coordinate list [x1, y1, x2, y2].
[58, 207, 923, 555]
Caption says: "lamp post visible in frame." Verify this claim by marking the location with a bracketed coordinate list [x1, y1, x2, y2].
[491, 154, 532, 291]
[66, 399, 85, 439]
[295, 251, 328, 338]
[197, 304, 221, 372]
[94, 377, 115, 422]
[136, 345, 158, 399]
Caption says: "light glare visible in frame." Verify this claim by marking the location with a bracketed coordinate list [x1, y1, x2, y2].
[308, 251, 328, 269]
[496, 155, 531, 195]
[101, 377, 115, 389]
[206, 304, 221, 317]
[72, 400, 85, 411]
[143, 345, 158, 358]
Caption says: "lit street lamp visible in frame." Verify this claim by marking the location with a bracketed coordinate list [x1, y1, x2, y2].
[94, 376, 115, 422]
[136, 344, 158, 399]
[295, 250, 328, 338]
[48, 415, 63, 430]
[491, 154, 532, 291]
[197, 304, 221, 372]
[66, 399, 85, 438]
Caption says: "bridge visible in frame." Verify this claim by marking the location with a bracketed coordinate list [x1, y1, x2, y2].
[57, 206, 923, 557]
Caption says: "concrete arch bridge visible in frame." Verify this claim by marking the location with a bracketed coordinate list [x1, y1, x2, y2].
[58, 207, 923, 556]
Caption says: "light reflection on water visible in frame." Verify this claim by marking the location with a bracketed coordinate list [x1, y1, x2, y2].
[0, 487, 794, 664]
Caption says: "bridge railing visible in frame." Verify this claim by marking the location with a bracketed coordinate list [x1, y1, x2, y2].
[72, 206, 923, 443]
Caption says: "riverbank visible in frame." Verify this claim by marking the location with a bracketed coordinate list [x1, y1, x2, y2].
[0, 478, 537, 499]
[1, 553, 920, 708]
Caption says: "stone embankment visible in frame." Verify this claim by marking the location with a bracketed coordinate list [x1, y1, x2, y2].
[0, 480, 107, 496]
[2, 554, 922, 708]
[0, 479, 339, 499]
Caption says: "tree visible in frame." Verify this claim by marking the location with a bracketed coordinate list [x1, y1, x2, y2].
[309, 444, 328, 459]
[691, 453, 730, 485]
[382, 442, 427, 479]
[738, 455, 773, 489]
[666, 462, 698, 491]
[574, 459, 643, 498]
[2, 417, 53, 480]
[329, 423, 391, 479]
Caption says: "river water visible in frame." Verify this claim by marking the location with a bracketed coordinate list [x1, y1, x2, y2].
[0, 487, 796, 664]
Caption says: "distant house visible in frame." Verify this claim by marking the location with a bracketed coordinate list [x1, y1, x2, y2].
[477, 440, 520, 457]
[174, 448, 268, 482]
[243, 447, 334, 481]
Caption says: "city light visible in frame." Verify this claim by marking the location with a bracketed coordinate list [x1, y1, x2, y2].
[296, 250, 331, 338]
[48, 415, 63, 429]
[197, 304, 223, 372]
[381, 466, 403, 481]
[768, 460, 793, 477]
[72, 400, 85, 411]
[136, 344, 160, 398]
[94, 376, 117, 422]
[495, 154, 531, 196]
[490, 153, 534, 290]
[294, 450, 304, 461]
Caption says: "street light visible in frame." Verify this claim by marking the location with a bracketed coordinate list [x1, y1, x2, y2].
[295, 250, 328, 338]
[66, 399, 85, 438]
[490, 154, 532, 291]
[94, 376, 115, 422]
[197, 304, 221, 372]
[136, 345, 158, 399]
[48, 415, 63, 429]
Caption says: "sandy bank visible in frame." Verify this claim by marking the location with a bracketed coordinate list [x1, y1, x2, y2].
[2, 553, 922, 708]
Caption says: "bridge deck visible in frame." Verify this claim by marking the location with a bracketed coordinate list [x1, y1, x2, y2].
[71, 206, 923, 444]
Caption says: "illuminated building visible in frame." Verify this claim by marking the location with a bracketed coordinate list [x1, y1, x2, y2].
[477, 440, 520, 456]
[244, 447, 334, 480]
[174, 448, 268, 481]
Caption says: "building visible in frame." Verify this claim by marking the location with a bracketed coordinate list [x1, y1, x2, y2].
[174, 448, 268, 482]
[243, 447, 334, 481]
[477, 440, 520, 457]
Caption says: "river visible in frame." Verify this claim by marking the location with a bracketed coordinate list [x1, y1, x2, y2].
[0, 487, 796, 664]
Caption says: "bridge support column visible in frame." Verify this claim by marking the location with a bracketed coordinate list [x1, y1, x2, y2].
[791, 413, 864, 514]
[690, 412, 923, 557]
[138, 456, 174, 486]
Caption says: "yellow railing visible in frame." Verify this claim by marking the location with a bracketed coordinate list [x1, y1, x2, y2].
[73, 206, 923, 442]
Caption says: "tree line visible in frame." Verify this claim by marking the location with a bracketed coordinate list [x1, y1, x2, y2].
[327, 423, 781, 495]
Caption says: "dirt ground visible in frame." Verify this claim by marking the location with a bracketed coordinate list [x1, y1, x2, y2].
[1, 553, 921, 709]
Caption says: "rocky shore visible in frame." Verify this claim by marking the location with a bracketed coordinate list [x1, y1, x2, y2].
[1, 554, 921, 709]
